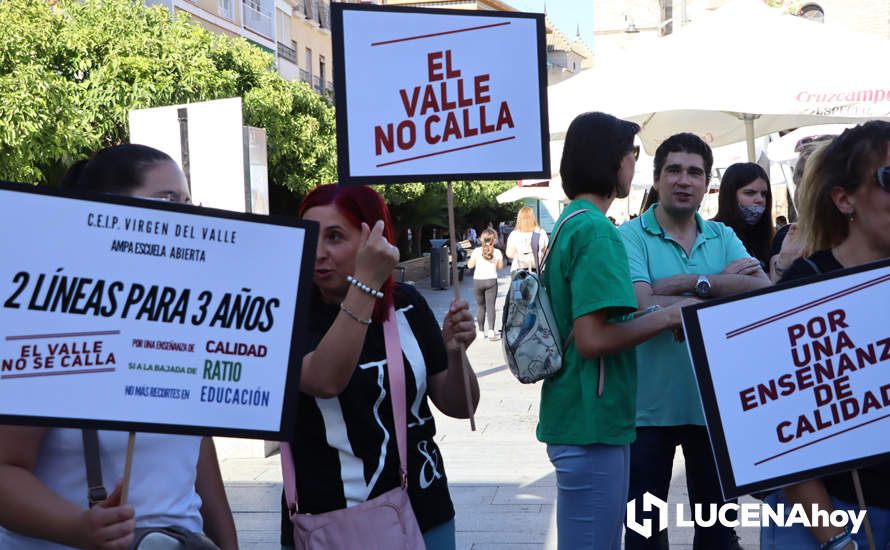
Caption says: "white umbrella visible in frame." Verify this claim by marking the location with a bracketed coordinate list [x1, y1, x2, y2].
[495, 181, 566, 204]
[765, 124, 852, 163]
[548, 0, 890, 161]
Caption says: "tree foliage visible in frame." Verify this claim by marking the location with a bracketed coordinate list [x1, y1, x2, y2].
[0, 0, 335, 193]
[385, 180, 520, 258]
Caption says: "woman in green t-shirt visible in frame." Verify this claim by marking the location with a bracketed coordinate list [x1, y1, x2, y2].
[541, 112, 694, 549]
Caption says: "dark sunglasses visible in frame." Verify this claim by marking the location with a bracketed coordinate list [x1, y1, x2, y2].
[876, 166, 890, 191]
[631, 145, 640, 161]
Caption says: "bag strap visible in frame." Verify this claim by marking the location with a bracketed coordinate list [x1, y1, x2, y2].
[802, 256, 823, 274]
[382, 305, 409, 488]
[281, 305, 409, 515]
[531, 231, 541, 273]
[280, 440, 297, 514]
[539, 209, 589, 274]
[81, 429, 108, 507]
[530, 208, 605, 396]
[537, 209, 589, 352]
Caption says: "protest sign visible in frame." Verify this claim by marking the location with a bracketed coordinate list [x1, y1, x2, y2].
[683, 259, 890, 498]
[0, 182, 316, 440]
[331, 3, 549, 185]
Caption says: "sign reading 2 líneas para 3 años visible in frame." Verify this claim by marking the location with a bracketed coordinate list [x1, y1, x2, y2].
[0, 182, 316, 440]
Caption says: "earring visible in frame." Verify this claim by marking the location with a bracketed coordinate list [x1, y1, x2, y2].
[848, 210, 856, 222]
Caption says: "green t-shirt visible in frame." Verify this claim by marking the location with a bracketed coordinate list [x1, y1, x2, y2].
[619, 205, 750, 426]
[536, 199, 639, 445]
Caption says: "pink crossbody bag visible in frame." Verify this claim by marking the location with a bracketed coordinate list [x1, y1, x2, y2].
[280, 305, 426, 550]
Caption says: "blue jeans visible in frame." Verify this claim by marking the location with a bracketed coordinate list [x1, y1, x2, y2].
[761, 491, 890, 549]
[547, 443, 630, 550]
[423, 518, 456, 550]
[625, 426, 739, 550]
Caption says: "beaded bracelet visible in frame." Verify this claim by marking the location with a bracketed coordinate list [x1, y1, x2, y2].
[347, 275, 384, 299]
[339, 302, 371, 325]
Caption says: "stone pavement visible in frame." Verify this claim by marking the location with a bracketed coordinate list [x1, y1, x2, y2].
[217, 270, 760, 549]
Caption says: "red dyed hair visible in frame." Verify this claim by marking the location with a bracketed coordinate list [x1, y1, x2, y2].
[299, 184, 396, 323]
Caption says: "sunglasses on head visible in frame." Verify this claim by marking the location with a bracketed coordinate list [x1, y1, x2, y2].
[876, 166, 890, 191]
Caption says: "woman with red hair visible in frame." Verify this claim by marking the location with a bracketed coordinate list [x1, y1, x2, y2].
[280, 184, 479, 550]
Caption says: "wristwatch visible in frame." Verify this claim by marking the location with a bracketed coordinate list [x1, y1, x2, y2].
[694, 275, 712, 298]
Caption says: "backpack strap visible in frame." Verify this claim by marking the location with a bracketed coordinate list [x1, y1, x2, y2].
[539, 209, 589, 273]
[537, 209, 606, 396]
[81, 429, 108, 507]
[539, 209, 589, 352]
[531, 231, 541, 272]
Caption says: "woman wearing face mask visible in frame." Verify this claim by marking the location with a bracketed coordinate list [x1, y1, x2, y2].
[712, 162, 775, 270]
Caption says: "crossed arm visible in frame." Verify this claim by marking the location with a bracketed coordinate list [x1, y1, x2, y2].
[635, 257, 771, 309]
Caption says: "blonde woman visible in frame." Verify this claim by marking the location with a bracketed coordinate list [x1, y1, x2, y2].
[506, 207, 549, 272]
[467, 228, 503, 340]
[762, 121, 890, 550]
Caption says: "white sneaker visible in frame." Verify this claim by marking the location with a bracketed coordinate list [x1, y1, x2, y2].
[486, 330, 495, 340]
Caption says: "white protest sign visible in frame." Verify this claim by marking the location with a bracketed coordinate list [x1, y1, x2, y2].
[683, 260, 890, 498]
[332, 4, 549, 184]
[0, 182, 316, 440]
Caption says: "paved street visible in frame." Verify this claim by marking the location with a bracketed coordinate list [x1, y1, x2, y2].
[218, 270, 759, 549]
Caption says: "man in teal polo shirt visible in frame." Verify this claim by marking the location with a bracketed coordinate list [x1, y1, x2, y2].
[620, 133, 771, 549]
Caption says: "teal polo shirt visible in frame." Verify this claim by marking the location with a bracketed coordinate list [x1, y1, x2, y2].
[619, 204, 750, 426]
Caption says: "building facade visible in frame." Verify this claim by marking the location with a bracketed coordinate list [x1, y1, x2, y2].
[594, 0, 890, 61]
[774, 0, 890, 38]
[147, 0, 385, 97]
[382, 0, 591, 84]
[148, 0, 277, 51]
[275, 0, 335, 96]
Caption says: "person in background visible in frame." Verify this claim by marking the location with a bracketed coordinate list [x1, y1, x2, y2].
[467, 228, 503, 341]
[0, 144, 238, 550]
[761, 121, 890, 550]
[466, 226, 478, 246]
[641, 187, 660, 214]
[775, 215, 788, 230]
[620, 133, 771, 550]
[712, 162, 776, 270]
[539, 112, 692, 549]
[282, 184, 480, 550]
[769, 143, 823, 283]
[506, 207, 549, 272]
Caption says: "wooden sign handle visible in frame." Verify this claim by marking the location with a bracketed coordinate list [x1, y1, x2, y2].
[446, 181, 476, 431]
[851, 469, 876, 550]
[119, 432, 136, 505]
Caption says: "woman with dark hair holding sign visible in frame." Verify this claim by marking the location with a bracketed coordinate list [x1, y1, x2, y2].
[761, 122, 890, 549]
[280, 184, 479, 550]
[0, 144, 238, 549]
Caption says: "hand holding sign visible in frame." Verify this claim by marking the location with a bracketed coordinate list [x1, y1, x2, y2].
[442, 299, 476, 352]
[77, 481, 135, 550]
[355, 220, 400, 291]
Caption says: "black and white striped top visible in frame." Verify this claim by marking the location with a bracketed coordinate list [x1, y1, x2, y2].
[281, 283, 454, 543]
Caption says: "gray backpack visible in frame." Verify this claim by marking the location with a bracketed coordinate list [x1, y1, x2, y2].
[501, 209, 587, 383]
